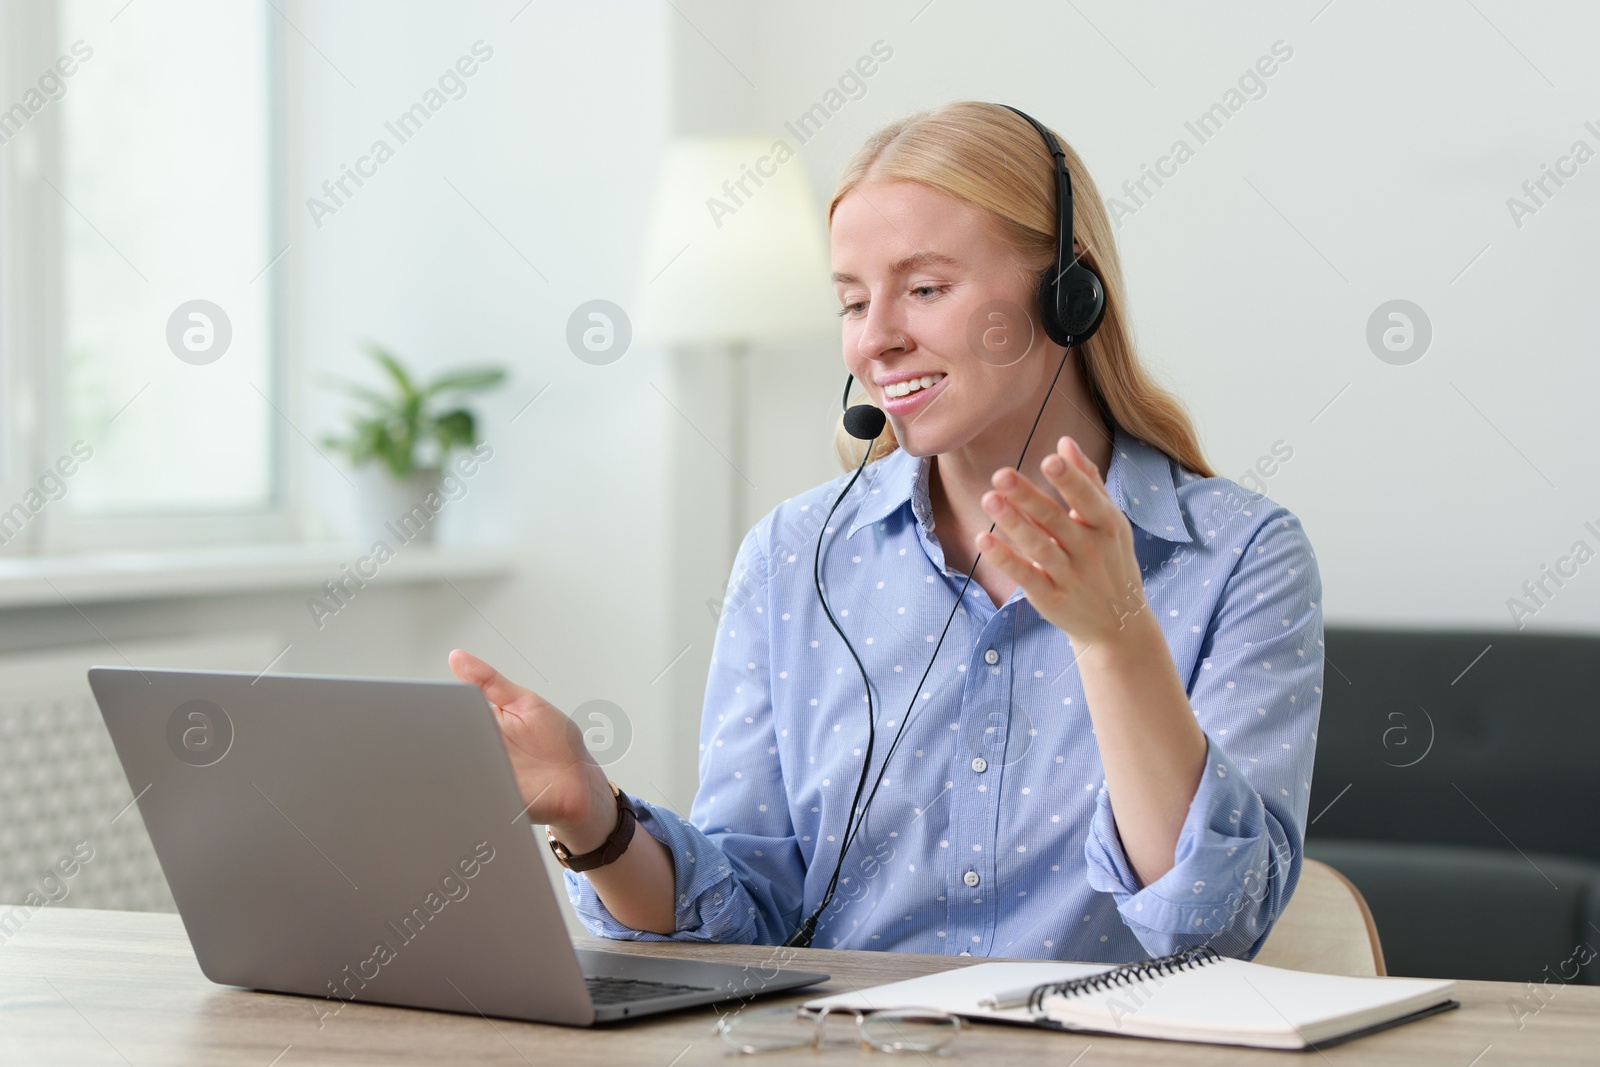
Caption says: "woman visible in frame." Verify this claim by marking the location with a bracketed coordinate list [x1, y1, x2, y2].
[450, 101, 1322, 962]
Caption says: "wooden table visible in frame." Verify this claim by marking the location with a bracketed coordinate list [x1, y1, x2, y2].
[1, 908, 1594, 1065]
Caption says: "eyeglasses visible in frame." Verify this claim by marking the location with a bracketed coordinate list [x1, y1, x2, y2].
[715, 1005, 961, 1055]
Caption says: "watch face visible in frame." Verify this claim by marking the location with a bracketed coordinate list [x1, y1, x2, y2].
[545, 786, 634, 871]
[546, 833, 571, 865]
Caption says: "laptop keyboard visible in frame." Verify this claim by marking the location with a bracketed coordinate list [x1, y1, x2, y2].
[585, 974, 716, 1005]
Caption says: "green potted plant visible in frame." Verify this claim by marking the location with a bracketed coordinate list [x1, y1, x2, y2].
[321, 342, 507, 543]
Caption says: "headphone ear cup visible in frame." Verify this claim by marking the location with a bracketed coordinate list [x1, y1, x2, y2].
[1038, 260, 1105, 347]
[1069, 262, 1107, 342]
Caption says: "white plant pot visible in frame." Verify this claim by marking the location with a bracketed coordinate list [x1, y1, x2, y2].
[354, 466, 443, 546]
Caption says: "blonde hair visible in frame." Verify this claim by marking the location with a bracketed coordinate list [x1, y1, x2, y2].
[828, 101, 1216, 479]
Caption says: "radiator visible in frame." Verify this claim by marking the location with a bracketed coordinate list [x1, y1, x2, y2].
[0, 633, 280, 916]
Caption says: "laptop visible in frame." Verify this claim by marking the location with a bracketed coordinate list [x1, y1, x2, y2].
[87, 666, 828, 1025]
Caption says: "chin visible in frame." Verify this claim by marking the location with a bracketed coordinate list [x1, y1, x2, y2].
[889, 418, 966, 460]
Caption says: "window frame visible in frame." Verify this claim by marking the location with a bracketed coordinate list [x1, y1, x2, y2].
[0, 1, 298, 556]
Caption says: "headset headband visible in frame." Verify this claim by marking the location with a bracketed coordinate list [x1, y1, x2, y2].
[995, 103, 1105, 345]
[999, 104, 1074, 289]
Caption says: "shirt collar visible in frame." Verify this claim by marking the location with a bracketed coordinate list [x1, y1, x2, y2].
[1104, 425, 1193, 544]
[845, 423, 1193, 544]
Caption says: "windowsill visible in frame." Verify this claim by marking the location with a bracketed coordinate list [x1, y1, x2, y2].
[0, 542, 518, 609]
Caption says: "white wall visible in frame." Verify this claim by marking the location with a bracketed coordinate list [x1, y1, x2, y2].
[711, 0, 1599, 635]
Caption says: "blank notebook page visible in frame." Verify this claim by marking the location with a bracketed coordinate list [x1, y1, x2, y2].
[805, 961, 1106, 1018]
[1041, 958, 1456, 1049]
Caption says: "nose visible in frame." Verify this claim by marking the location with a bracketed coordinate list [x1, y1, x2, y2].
[853, 300, 907, 366]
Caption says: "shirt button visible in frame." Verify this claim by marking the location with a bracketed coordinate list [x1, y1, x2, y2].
[970, 756, 988, 774]
[983, 648, 1000, 665]
[963, 870, 981, 888]
[958, 950, 971, 956]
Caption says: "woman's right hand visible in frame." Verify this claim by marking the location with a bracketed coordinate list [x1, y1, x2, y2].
[448, 648, 619, 853]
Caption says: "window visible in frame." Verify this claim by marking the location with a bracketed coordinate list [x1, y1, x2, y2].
[1, 0, 285, 553]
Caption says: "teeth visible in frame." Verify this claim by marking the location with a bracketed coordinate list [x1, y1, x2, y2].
[886, 373, 945, 399]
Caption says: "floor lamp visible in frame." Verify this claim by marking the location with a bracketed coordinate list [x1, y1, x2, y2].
[635, 136, 838, 559]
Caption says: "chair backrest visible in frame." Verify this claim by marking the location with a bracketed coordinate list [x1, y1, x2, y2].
[1251, 858, 1386, 977]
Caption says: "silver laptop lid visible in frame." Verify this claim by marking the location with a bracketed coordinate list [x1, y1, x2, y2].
[88, 667, 597, 1025]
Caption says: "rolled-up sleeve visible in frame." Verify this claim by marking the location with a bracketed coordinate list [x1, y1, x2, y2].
[1084, 508, 1323, 959]
[565, 516, 807, 944]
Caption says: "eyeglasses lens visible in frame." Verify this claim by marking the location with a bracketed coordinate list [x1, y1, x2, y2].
[716, 1007, 819, 1053]
[859, 1009, 961, 1053]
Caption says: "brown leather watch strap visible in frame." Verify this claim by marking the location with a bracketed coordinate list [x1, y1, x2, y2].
[546, 781, 637, 872]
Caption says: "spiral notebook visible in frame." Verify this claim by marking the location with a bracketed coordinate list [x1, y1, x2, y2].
[805, 946, 1458, 1050]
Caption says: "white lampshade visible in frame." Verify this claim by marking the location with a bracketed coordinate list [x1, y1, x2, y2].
[634, 136, 839, 346]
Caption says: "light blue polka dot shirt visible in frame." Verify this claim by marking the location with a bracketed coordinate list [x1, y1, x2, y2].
[567, 424, 1323, 962]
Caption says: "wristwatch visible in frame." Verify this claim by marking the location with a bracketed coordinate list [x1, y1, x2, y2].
[546, 780, 637, 872]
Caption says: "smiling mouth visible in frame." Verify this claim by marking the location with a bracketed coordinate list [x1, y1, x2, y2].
[882, 372, 946, 399]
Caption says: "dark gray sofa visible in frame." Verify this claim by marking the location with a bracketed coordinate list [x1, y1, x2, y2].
[1305, 627, 1600, 984]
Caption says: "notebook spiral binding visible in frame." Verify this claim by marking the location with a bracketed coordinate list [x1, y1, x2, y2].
[1025, 945, 1222, 1013]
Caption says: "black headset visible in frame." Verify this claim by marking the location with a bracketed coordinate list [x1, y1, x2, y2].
[784, 104, 1105, 948]
[1000, 104, 1107, 345]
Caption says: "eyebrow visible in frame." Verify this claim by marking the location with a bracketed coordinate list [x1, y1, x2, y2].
[831, 250, 963, 286]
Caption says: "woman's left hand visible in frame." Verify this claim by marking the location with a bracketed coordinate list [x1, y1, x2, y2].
[976, 435, 1149, 648]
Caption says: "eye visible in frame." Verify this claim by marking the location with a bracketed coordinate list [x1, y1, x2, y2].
[836, 284, 948, 319]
